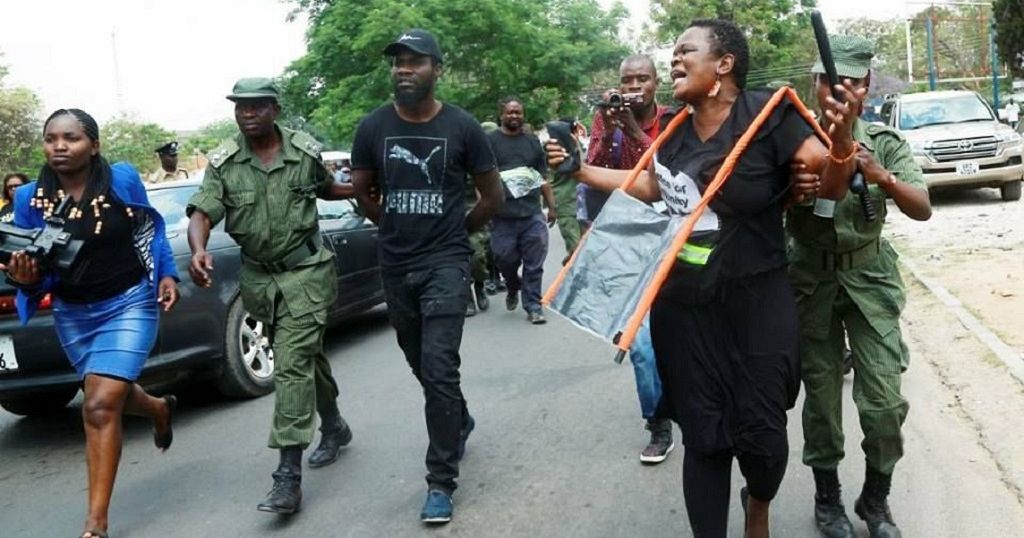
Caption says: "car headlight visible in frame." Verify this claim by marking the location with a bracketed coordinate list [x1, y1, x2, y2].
[909, 140, 928, 156]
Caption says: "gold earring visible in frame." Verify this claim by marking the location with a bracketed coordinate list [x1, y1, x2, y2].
[707, 77, 721, 98]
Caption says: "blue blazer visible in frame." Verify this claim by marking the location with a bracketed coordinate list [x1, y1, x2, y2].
[13, 162, 179, 324]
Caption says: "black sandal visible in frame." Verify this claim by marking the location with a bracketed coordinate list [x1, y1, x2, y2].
[154, 395, 176, 451]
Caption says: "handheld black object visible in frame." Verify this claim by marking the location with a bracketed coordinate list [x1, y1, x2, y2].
[545, 120, 581, 174]
[810, 9, 877, 222]
[597, 91, 644, 109]
[0, 196, 83, 272]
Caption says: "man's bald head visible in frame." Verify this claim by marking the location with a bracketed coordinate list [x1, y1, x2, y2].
[620, 54, 657, 78]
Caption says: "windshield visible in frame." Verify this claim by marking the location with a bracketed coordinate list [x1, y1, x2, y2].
[148, 185, 198, 231]
[899, 95, 994, 130]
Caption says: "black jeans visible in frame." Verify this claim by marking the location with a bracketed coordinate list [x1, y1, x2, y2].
[382, 262, 470, 494]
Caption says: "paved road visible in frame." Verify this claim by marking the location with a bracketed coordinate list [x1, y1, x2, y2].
[2, 232, 1023, 537]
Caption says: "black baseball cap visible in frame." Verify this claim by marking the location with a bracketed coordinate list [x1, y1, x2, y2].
[383, 29, 443, 64]
[155, 141, 178, 156]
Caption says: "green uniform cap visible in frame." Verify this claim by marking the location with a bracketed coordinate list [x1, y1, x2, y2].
[811, 34, 874, 79]
[226, 77, 280, 102]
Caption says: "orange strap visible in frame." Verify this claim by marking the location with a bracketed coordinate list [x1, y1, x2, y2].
[543, 87, 829, 353]
[541, 108, 691, 306]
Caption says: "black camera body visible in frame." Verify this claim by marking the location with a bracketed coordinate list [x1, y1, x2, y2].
[600, 91, 644, 109]
[0, 198, 83, 272]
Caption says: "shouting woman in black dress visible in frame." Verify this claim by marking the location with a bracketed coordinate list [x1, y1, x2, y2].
[548, 18, 864, 537]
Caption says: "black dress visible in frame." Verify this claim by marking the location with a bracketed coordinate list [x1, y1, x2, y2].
[649, 90, 813, 462]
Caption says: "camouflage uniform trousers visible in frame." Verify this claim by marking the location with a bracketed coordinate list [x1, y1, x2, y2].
[550, 174, 581, 255]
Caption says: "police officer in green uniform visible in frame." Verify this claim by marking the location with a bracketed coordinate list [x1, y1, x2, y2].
[548, 119, 584, 261]
[186, 78, 357, 515]
[788, 36, 932, 538]
[465, 174, 490, 317]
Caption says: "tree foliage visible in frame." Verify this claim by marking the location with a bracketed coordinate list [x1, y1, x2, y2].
[648, 0, 820, 92]
[100, 115, 175, 173]
[994, 0, 1024, 78]
[0, 58, 44, 175]
[281, 0, 630, 147]
[180, 118, 238, 156]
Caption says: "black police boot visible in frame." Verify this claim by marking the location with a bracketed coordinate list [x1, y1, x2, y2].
[257, 446, 303, 514]
[854, 467, 902, 538]
[812, 468, 856, 538]
[308, 410, 353, 468]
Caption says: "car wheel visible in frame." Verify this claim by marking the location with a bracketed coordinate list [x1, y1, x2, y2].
[0, 386, 79, 417]
[215, 296, 275, 398]
[1001, 180, 1022, 201]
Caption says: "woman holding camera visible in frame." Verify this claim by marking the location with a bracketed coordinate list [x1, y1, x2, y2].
[548, 19, 864, 537]
[1, 109, 180, 538]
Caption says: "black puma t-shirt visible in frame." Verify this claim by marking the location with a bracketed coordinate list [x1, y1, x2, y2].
[351, 103, 496, 274]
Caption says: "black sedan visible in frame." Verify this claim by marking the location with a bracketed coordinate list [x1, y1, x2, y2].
[0, 179, 384, 416]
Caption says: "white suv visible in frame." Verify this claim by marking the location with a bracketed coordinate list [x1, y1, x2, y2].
[880, 90, 1022, 201]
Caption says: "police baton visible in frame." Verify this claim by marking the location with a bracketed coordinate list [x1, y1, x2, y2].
[810, 10, 877, 222]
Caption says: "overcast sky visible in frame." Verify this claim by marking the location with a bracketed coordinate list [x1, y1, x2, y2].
[0, 0, 911, 132]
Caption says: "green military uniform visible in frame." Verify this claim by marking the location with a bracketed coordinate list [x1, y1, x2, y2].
[188, 121, 340, 450]
[788, 37, 927, 477]
[549, 171, 581, 255]
[465, 175, 490, 284]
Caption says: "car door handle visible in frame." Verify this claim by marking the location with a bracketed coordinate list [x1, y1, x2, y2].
[337, 238, 348, 245]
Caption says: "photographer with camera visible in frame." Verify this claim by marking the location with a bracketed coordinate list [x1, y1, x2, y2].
[579, 54, 677, 465]
[0, 108, 180, 538]
[580, 55, 671, 225]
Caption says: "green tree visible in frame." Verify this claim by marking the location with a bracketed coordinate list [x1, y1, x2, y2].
[648, 0, 820, 93]
[100, 115, 175, 174]
[836, 17, 910, 96]
[993, 0, 1024, 78]
[0, 58, 44, 175]
[281, 0, 629, 146]
[180, 118, 237, 155]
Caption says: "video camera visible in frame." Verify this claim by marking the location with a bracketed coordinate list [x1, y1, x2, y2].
[598, 91, 644, 109]
[0, 197, 83, 272]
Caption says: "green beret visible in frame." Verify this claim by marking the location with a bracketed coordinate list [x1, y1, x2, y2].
[811, 34, 874, 79]
[226, 77, 280, 102]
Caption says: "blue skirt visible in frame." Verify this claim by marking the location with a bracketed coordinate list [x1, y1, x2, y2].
[53, 279, 159, 382]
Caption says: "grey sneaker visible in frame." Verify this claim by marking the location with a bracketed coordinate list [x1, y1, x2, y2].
[527, 311, 546, 325]
[640, 418, 674, 464]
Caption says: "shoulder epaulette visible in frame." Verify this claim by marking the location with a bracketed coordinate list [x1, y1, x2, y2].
[207, 139, 240, 169]
[289, 130, 324, 161]
[864, 122, 904, 141]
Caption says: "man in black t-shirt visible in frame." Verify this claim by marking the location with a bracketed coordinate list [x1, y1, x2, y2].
[488, 97, 556, 324]
[350, 29, 503, 525]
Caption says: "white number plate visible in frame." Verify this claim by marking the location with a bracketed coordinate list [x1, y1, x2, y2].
[0, 335, 18, 373]
[956, 161, 979, 176]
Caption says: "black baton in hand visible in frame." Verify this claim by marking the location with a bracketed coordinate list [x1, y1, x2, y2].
[810, 9, 877, 222]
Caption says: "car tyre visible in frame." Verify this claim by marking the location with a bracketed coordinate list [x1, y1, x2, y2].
[215, 296, 275, 398]
[1001, 180, 1022, 201]
[0, 386, 79, 417]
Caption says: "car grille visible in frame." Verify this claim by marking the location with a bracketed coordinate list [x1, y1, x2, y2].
[928, 136, 998, 162]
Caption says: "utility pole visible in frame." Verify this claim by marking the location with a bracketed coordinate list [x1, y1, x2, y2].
[990, 18, 1000, 109]
[905, 19, 915, 83]
[926, 11, 938, 90]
